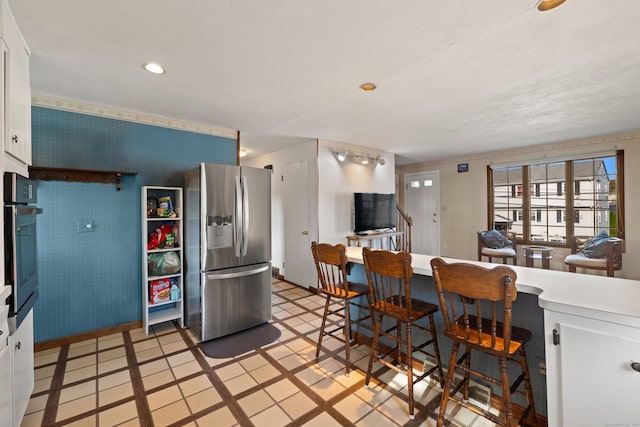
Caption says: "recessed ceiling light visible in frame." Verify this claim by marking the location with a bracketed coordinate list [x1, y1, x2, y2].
[360, 82, 377, 92]
[144, 63, 165, 74]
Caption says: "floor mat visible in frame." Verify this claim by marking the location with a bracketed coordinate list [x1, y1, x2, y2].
[197, 322, 281, 358]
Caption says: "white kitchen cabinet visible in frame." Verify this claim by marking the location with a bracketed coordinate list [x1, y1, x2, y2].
[0, 305, 11, 427]
[1, 0, 31, 175]
[142, 186, 184, 335]
[544, 309, 640, 427]
[10, 309, 33, 427]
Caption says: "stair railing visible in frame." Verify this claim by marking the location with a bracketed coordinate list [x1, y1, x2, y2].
[394, 201, 413, 252]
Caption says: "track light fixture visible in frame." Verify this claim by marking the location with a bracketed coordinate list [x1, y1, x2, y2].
[333, 149, 386, 166]
[334, 150, 348, 162]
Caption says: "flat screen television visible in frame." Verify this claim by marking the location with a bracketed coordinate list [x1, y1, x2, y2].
[353, 192, 396, 234]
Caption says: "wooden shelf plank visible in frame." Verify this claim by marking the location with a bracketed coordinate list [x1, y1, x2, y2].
[29, 166, 137, 190]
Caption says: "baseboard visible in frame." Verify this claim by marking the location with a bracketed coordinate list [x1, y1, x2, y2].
[34, 320, 143, 352]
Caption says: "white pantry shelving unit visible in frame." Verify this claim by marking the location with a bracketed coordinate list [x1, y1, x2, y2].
[142, 186, 184, 335]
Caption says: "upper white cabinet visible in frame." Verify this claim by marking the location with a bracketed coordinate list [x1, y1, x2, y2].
[1, 0, 31, 175]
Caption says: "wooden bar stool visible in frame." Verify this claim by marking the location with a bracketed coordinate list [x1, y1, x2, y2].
[362, 247, 444, 420]
[430, 257, 538, 427]
[311, 241, 372, 376]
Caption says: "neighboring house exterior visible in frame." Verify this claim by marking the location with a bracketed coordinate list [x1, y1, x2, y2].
[493, 159, 612, 243]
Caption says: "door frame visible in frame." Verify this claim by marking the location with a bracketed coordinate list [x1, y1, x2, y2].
[403, 170, 440, 256]
[283, 160, 313, 288]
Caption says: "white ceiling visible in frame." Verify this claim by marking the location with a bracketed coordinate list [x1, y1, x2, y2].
[8, 0, 640, 164]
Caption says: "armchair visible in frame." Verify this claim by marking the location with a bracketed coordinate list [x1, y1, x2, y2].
[477, 230, 517, 265]
[564, 235, 623, 277]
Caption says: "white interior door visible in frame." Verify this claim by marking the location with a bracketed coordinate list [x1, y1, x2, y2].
[283, 160, 313, 288]
[404, 171, 440, 255]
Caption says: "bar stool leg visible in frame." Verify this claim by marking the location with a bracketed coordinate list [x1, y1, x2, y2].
[499, 357, 514, 427]
[437, 342, 460, 427]
[343, 298, 351, 376]
[519, 347, 537, 423]
[365, 313, 383, 387]
[406, 321, 415, 419]
[428, 314, 445, 387]
[316, 295, 331, 358]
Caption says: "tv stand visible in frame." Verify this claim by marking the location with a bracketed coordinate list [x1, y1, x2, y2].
[347, 230, 404, 250]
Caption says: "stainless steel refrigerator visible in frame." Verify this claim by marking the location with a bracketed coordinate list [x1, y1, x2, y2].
[184, 163, 272, 341]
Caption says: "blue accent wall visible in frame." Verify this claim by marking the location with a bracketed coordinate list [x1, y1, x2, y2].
[32, 106, 237, 343]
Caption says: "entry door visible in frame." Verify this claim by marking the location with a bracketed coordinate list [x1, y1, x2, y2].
[283, 160, 313, 288]
[405, 171, 440, 255]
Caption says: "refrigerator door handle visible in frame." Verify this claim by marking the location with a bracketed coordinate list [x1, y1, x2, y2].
[234, 174, 242, 258]
[205, 264, 269, 280]
[242, 178, 249, 256]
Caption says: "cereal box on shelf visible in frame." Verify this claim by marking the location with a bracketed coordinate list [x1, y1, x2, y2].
[149, 278, 171, 304]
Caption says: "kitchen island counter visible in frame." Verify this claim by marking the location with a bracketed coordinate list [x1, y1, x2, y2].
[346, 246, 640, 326]
[345, 246, 640, 426]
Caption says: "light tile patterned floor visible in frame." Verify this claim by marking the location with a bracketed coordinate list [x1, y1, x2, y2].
[21, 279, 501, 427]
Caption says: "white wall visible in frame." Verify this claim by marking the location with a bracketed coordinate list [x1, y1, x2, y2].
[242, 139, 318, 277]
[317, 141, 395, 245]
[397, 134, 640, 280]
[244, 139, 395, 280]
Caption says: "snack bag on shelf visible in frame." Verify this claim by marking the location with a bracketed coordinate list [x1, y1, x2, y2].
[147, 223, 178, 250]
[148, 252, 181, 276]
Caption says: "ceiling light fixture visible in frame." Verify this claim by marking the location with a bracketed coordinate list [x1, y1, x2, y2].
[239, 148, 247, 158]
[333, 149, 384, 166]
[335, 150, 348, 162]
[144, 63, 165, 74]
[536, 0, 566, 12]
[360, 82, 377, 92]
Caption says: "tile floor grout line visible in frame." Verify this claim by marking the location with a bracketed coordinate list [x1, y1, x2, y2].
[39, 344, 69, 426]
[123, 329, 155, 427]
[179, 323, 256, 427]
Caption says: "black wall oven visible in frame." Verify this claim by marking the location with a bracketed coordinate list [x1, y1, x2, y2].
[4, 173, 41, 331]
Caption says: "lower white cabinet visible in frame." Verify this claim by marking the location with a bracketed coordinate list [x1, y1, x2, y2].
[545, 310, 640, 426]
[0, 306, 12, 427]
[10, 309, 34, 427]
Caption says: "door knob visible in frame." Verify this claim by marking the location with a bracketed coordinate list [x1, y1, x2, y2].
[632, 361, 640, 372]
[12, 135, 18, 143]
[302, 230, 309, 235]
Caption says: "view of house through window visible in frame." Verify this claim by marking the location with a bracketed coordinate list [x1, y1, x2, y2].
[490, 153, 622, 245]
